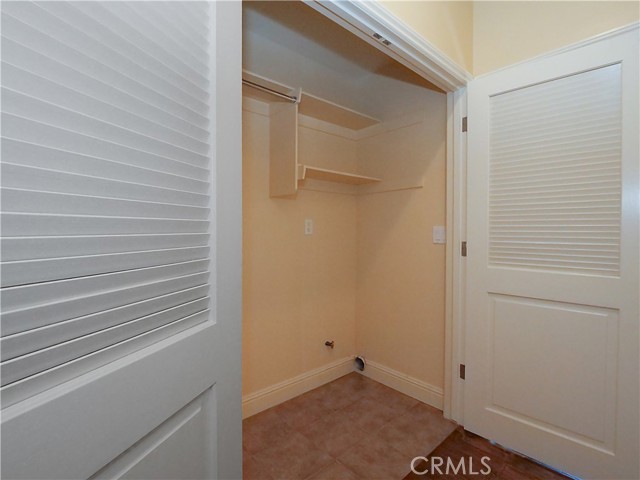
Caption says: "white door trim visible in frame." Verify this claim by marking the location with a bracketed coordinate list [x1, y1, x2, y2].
[444, 88, 467, 423]
[305, 0, 472, 92]
[212, 2, 243, 478]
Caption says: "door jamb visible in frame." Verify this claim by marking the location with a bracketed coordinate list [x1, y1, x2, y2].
[213, 1, 243, 478]
[444, 88, 468, 423]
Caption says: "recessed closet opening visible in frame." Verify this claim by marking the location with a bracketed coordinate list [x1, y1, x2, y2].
[242, 0, 449, 421]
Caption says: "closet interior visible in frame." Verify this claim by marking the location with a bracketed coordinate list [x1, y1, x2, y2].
[242, 0, 449, 417]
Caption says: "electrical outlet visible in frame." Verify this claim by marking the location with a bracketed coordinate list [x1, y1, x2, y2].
[304, 219, 313, 235]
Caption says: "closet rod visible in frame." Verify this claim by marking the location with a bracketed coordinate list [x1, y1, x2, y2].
[242, 79, 298, 103]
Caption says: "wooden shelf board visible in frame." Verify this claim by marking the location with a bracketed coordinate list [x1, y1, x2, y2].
[242, 85, 290, 104]
[242, 70, 379, 131]
[299, 93, 379, 130]
[298, 165, 381, 185]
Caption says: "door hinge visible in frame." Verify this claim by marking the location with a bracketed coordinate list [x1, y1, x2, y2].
[461, 241, 467, 257]
[462, 116, 468, 132]
[459, 364, 466, 380]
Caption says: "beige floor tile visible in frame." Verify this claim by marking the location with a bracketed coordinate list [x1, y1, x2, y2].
[377, 403, 456, 458]
[336, 396, 397, 434]
[401, 403, 457, 441]
[329, 372, 381, 392]
[243, 455, 274, 480]
[308, 381, 364, 412]
[254, 431, 333, 480]
[274, 392, 332, 430]
[363, 383, 419, 414]
[305, 461, 360, 480]
[338, 433, 412, 480]
[244, 407, 282, 430]
[243, 408, 293, 455]
[328, 373, 381, 399]
[298, 415, 369, 458]
[243, 375, 460, 480]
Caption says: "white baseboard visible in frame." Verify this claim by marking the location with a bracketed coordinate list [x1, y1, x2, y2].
[359, 359, 444, 411]
[242, 357, 444, 418]
[242, 356, 354, 418]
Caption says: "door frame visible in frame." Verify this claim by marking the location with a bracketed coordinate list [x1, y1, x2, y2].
[444, 88, 468, 423]
[306, 1, 640, 429]
[305, 0, 471, 93]
[213, 2, 243, 478]
[306, 0, 470, 422]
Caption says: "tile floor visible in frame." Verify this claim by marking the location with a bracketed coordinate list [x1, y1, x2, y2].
[243, 373, 457, 480]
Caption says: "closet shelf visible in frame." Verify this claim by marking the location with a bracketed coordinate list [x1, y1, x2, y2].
[298, 93, 379, 130]
[297, 165, 381, 185]
[242, 70, 380, 131]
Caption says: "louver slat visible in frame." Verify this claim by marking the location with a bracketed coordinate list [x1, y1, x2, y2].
[1, 234, 209, 261]
[488, 64, 622, 275]
[0, 285, 209, 361]
[0, 1, 212, 407]
[1, 309, 210, 408]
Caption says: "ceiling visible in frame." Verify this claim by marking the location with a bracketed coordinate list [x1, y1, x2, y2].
[243, 1, 442, 120]
[244, 1, 394, 80]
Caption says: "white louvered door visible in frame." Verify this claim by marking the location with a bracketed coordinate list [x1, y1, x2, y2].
[464, 28, 638, 479]
[0, 2, 242, 479]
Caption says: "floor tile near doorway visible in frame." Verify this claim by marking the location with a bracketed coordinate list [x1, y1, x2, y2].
[243, 373, 456, 480]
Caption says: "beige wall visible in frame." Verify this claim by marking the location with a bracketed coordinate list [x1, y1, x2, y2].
[381, 1, 638, 76]
[473, 1, 640, 75]
[242, 103, 358, 395]
[380, 1, 474, 72]
[356, 94, 447, 390]
[243, 88, 447, 399]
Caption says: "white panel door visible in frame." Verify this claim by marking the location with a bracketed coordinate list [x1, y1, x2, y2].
[0, 2, 242, 479]
[465, 28, 638, 479]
